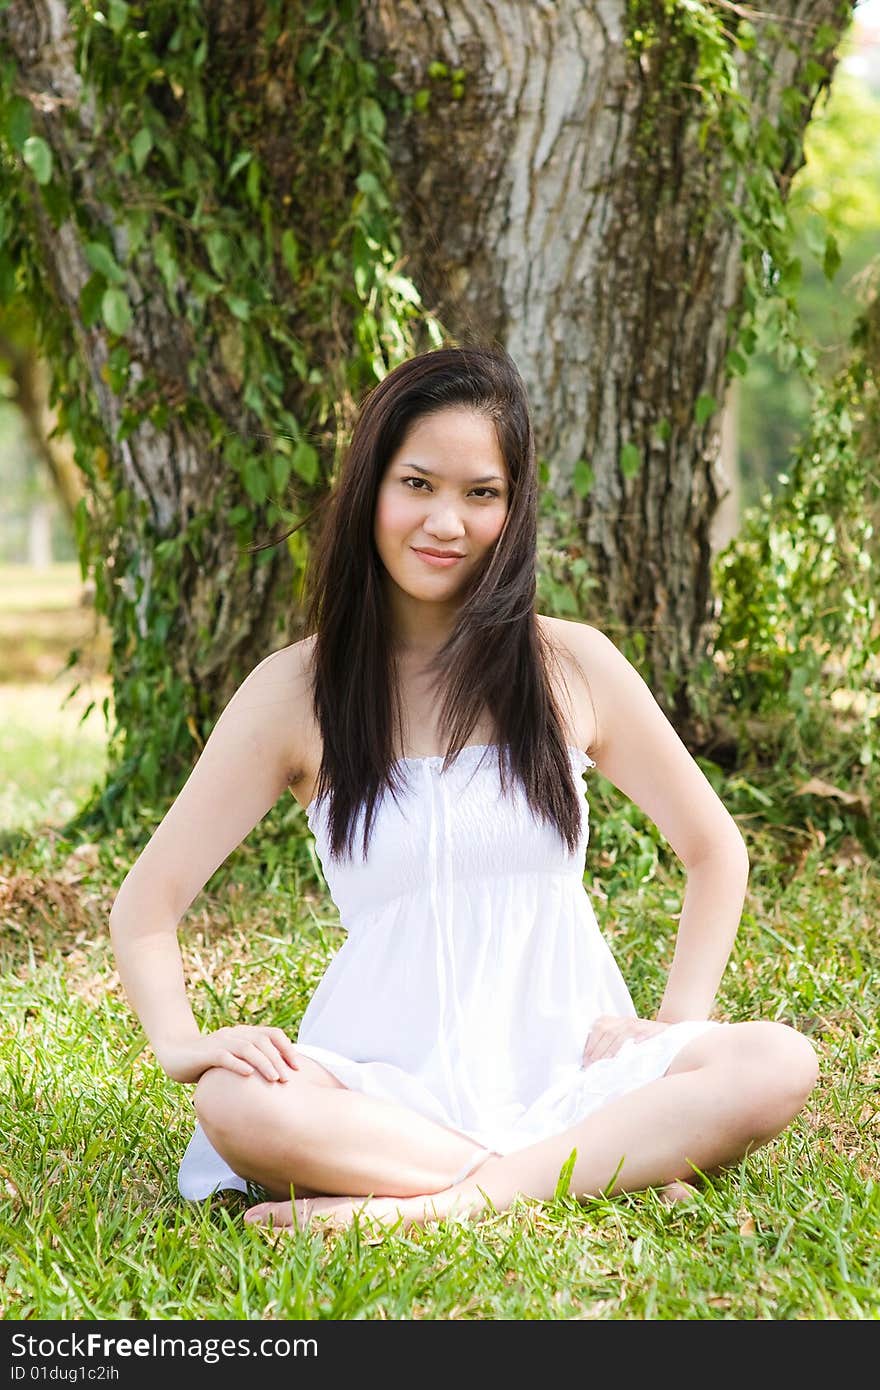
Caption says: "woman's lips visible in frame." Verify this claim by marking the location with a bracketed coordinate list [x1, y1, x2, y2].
[412, 548, 464, 568]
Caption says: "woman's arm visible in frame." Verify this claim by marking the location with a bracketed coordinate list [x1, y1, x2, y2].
[655, 850, 748, 1022]
[109, 642, 307, 1083]
[565, 621, 750, 1021]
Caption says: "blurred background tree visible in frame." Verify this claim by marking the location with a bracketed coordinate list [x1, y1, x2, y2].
[738, 28, 880, 508]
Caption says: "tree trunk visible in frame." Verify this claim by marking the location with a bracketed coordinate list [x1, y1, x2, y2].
[4, 3, 300, 701]
[2, 1, 348, 813]
[2, 0, 856, 820]
[361, 0, 855, 732]
[0, 338, 83, 526]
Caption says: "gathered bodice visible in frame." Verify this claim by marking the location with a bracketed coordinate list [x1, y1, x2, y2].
[305, 743, 596, 927]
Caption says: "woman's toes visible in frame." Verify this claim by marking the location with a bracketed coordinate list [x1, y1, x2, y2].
[244, 1199, 296, 1228]
[657, 1180, 697, 1205]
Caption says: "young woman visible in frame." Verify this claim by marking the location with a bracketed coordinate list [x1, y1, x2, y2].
[110, 345, 819, 1235]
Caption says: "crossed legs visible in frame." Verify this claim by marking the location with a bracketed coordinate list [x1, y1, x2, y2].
[192, 1021, 819, 1233]
[194, 1051, 498, 1200]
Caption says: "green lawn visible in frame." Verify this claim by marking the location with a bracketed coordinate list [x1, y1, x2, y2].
[0, 563, 112, 834]
[0, 566, 876, 1320]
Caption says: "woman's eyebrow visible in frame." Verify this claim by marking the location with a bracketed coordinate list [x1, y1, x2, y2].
[398, 461, 506, 485]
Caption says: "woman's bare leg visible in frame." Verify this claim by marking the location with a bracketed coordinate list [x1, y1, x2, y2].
[450, 1021, 819, 1217]
[193, 1050, 494, 1201]
[248, 1021, 818, 1234]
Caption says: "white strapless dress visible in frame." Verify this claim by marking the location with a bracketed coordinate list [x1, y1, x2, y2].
[179, 743, 720, 1198]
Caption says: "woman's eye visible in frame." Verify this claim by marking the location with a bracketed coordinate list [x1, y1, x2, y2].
[401, 477, 498, 499]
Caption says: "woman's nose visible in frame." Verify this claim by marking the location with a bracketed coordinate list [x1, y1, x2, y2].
[423, 502, 466, 536]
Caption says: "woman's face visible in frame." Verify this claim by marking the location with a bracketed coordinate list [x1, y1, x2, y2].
[374, 408, 510, 612]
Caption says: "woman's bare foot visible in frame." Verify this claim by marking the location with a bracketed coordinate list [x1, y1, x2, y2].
[656, 1179, 698, 1205]
[243, 1171, 699, 1235]
[244, 1180, 487, 1236]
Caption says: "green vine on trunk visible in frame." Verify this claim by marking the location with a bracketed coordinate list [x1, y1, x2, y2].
[0, 0, 444, 834]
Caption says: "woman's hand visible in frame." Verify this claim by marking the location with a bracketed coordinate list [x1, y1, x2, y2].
[157, 1026, 301, 1085]
[581, 1015, 670, 1067]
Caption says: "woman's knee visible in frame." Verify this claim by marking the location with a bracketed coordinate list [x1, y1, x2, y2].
[742, 1020, 818, 1090]
[193, 1066, 289, 1139]
[764, 1021, 820, 1103]
[730, 1021, 819, 1132]
[682, 1020, 818, 1136]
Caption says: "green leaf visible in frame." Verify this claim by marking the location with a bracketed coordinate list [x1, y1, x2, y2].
[182, 155, 200, 190]
[726, 348, 748, 376]
[812, 21, 837, 53]
[79, 274, 105, 329]
[619, 442, 641, 479]
[803, 58, 828, 86]
[358, 98, 385, 139]
[101, 287, 133, 335]
[131, 127, 153, 173]
[4, 96, 32, 152]
[735, 20, 756, 51]
[292, 441, 319, 485]
[107, 0, 129, 33]
[190, 270, 223, 298]
[85, 241, 127, 285]
[271, 454, 291, 494]
[386, 272, 420, 305]
[695, 393, 717, 426]
[125, 208, 150, 256]
[822, 232, 841, 282]
[280, 228, 300, 279]
[0, 249, 16, 304]
[206, 230, 233, 279]
[22, 135, 52, 185]
[243, 458, 268, 504]
[154, 236, 180, 296]
[573, 459, 594, 500]
[227, 150, 251, 182]
[226, 295, 251, 321]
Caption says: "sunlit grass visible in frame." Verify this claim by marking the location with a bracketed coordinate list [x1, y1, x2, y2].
[0, 680, 111, 834]
[1, 826, 877, 1319]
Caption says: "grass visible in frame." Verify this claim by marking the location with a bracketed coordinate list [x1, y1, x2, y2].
[0, 565, 877, 1320]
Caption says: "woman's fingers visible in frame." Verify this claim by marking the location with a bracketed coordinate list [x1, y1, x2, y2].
[582, 1014, 623, 1064]
[244, 1038, 298, 1081]
[583, 1016, 665, 1067]
[586, 1034, 618, 1063]
[209, 1026, 300, 1081]
[218, 1048, 256, 1077]
[269, 1028, 301, 1069]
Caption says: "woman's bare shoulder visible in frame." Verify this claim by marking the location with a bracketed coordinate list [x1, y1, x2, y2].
[535, 614, 607, 751]
[536, 614, 613, 678]
[536, 613, 606, 649]
[256, 635, 318, 779]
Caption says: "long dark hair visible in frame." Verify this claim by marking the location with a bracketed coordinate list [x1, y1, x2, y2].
[304, 343, 586, 859]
